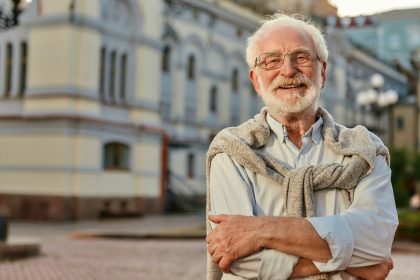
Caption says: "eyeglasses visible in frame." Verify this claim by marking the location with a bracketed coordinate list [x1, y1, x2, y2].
[254, 49, 319, 70]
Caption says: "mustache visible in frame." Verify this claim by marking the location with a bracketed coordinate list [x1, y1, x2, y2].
[268, 73, 313, 91]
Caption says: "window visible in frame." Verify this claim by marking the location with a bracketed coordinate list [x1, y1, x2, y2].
[109, 51, 116, 102]
[210, 85, 218, 113]
[187, 54, 195, 80]
[162, 46, 171, 73]
[5, 43, 12, 97]
[231, 68, 239, 92]
[120, 53, 127, 102]
[99, 47, 106, 101]
[103, 142, 130, 170]
[187, 153, 195, 178]
[396, 117, 404, 130]
[19, 42, 27, 96]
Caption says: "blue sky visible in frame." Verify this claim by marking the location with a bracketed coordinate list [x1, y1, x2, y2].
[329, 0, 420, 16]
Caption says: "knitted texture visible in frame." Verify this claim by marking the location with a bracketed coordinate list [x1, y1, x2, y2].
[206, 107, 390, 280]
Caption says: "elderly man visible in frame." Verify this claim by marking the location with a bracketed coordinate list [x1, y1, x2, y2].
[206, 14, 398, 280]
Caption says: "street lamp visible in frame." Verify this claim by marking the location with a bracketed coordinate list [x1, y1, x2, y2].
[356, 73, 399, 139]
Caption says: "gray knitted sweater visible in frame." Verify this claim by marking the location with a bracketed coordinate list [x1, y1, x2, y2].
[206, 107, 390, 280]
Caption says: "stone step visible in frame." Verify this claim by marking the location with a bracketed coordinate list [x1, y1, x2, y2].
[0, 237, 41, 261]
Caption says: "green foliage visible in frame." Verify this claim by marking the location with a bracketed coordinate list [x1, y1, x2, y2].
[389, 148, 419, 208]
[390, 148, 408, 181]
[393, 177, 410, 207]
[399, 209, 420, 225]
[412, 153, 420, 181]
[397, 209, 420, 243]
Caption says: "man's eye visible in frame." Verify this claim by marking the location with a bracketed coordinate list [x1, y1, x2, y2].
[266, 58, 282, 65]
[294, 54, 310, 63]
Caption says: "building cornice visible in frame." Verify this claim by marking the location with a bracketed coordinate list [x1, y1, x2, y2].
[21, 13, 161, 50]
[0, 113, 165, 137]
[351, 48, 407, 83]
[173, 0, 260, 32]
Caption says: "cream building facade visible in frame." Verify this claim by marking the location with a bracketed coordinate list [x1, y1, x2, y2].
[0, 0, 263, 220]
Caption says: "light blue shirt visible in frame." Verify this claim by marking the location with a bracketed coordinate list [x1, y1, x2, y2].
[209, 113, 398, 280]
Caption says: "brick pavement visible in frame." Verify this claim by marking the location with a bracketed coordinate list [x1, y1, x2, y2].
[1, 214, 420, 280]
[0, 237, 206, 280]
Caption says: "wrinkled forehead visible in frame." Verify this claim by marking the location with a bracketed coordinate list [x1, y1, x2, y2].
[256, 24, 316, 55]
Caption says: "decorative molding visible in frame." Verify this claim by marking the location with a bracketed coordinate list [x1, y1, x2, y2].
[21, 13, 161, 50]
[172, 0, 259, 32]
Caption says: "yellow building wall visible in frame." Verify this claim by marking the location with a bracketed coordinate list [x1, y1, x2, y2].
[0, 172, 72, 195]
[82, 172, 136, 197]
[28, 26, 100, 91]
[40, 0, 72, 15]
[0, 134, 75, 167]
[135, 141, 162, 197]
[75, 28, 100, 91]
[392, 106, 417, 152]
[135, 46, 161, 103]
[130, 109, 160, 124]
[138, 0, 163, 40]
[24, 96, 101, 115]
[0, 133, 162, 198]
[75, 0, 100, 19]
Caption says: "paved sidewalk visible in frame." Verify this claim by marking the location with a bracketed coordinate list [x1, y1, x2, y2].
[1, 214, 419, 279]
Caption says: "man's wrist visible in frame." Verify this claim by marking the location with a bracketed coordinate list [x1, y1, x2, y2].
[259, 216, 284, 249]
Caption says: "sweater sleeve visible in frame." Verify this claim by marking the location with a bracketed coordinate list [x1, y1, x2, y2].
[307, 155, 398, 272]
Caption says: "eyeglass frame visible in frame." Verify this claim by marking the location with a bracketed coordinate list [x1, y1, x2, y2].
[254, 48, 321, 70]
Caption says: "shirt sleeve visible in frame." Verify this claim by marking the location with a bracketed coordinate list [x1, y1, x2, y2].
[307, 155, 399, 272]
[209, 153, 298, 280]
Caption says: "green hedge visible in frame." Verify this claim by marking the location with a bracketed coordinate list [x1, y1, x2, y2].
[389, 148, 420, 208]
[396, 209, 420, 243]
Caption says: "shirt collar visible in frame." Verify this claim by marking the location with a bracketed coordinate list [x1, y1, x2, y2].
[266, 113, 324, 145]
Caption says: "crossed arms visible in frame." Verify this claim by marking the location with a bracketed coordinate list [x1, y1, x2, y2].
[207, 153, 398, 279]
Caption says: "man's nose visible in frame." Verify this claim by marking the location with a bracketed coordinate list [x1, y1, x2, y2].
[278, 55, 297, 77]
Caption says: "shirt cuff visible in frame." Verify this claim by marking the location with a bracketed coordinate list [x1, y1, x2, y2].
[307, 215, 354, 272]
[258, 249, 299, 280]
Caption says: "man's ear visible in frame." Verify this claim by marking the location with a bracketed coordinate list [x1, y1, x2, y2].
[321, 62, 327, 89]
[249, 69, 262, 97]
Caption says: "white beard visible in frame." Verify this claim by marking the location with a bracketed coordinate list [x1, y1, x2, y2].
[259, 71, 322, 116]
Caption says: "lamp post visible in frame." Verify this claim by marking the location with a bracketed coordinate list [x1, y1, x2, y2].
[356, 73, 399, 143]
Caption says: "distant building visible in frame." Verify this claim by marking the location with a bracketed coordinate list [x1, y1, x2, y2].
[325, 8, 419, 151]
[228, 0, 337, 18]
[328, 8, 420, 71]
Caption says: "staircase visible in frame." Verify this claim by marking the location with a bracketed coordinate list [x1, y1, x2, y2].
[165, 171, 205, 213]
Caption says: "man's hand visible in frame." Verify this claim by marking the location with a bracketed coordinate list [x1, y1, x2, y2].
[346, 257, 394, 280]
[207, 214, 332, 273]
[206, 214, 264, 273]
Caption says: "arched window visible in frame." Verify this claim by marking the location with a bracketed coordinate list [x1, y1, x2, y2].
[187, 153, 195, 178]
[109, 50, 116, 102]
[99, 46, 106, 101]
[210, 85, 218, 113]
[5, 43, 13, 97]
[103, 142, 130, 170]
[231, 68, 239, 92]
[19, 42, 27, 96]
[120, 53, 127, 102]
[162, 46, 171, 73]
[187, 54, 195, 80]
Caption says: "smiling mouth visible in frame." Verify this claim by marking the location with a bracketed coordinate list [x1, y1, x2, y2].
[278, 84, 305, 89]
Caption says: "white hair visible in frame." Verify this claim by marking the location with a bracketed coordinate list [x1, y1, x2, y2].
[246, 13, 328, 68]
